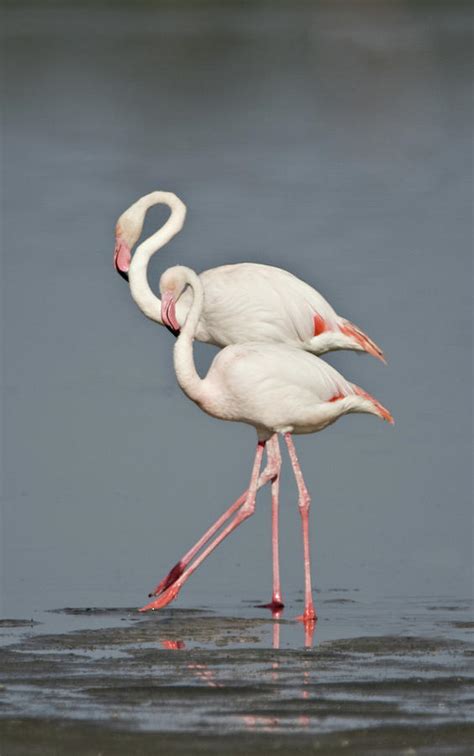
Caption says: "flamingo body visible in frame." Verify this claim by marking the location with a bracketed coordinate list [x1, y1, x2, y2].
[194, 341, 387, 439]
[114, 192, 385, 362]
[177, 263, 382, 360]
[166, 266, 393, 438]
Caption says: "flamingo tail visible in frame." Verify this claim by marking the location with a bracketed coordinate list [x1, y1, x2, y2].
[338, 319, 386, 364]
[352, 384, 394, 424]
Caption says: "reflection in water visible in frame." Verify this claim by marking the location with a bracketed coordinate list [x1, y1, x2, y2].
[161, 639, 185, 650]
[162, 637, 223, 689]
[161, 615, 316, 732]
[2, 599, 471, 745]
[303, 619, 316, 649]
[272, 617, 280, 651]
[161, 613, 315, 653]
[188, 663, 222, 689]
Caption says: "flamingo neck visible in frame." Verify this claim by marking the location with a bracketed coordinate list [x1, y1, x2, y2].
[128, 192, 186, 324]
[173, 269, 205, 404]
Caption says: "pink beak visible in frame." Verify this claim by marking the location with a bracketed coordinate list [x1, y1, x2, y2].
[161, 292, 181, 335]
[114, 238, 131, 282]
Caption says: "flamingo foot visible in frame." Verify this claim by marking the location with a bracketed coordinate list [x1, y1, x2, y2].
[296, 607, 317, 624]
[139, 582, 182, 612]
[257, 599, 285, 612]
[148, 560, 185, 597]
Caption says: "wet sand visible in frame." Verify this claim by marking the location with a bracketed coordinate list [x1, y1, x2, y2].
[1, 595, 472, 754]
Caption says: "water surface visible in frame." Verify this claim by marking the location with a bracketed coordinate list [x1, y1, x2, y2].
[1, 593, 473, 753]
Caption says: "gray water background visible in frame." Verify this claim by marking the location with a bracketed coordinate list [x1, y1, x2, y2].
[2, 1, 472, 620]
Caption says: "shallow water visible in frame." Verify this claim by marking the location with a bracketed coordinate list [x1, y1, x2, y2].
[1, 593, 473, 753]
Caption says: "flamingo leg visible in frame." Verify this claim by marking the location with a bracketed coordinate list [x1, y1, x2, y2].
[284, 433, 317, 623]
[259, 434, 284, 611]
[149, 439, 279, 597]
[140, 441, 266, 611]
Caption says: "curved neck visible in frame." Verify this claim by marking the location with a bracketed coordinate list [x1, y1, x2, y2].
[128, 192, 187, 323]
[173, 269, 205, 403]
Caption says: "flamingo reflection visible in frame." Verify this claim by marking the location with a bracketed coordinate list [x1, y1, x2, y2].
[159, 615, 316, 732]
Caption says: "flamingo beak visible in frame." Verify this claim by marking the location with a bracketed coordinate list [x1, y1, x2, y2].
[114, 238, 131, 282]
[161, 292, 181, 336]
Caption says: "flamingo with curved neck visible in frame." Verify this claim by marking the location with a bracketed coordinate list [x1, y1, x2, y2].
[140, 266, 393, 622]
[114, 191, 387, 612]
[113, 191, 386, 362]
[114, 191, 186, 324]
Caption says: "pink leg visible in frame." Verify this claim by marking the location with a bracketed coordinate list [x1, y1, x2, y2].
[140, 441, 266, 611]
[258, 435, 284, 612]
[149, 493, 244, 597]
[284, 433, 317, 624]
[149, 442, 278, 597]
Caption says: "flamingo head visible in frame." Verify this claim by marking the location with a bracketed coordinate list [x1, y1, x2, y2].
[159, 266, 189, 335]
[113, 203, 147, 282]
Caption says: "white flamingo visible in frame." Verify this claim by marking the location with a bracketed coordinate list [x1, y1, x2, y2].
[139, 266, 393, 622]
[114, 191, 385, 362]
[114, 191, 386, 611]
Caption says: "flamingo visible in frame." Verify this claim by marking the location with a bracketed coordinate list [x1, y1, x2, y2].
[114, 191, 385, 362]
[139, 266, 393, 622]
[114, 191, 386, 611]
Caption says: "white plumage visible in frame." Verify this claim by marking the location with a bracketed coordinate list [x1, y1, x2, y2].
[114, 191, 385, 361]
[198, 342, 367, 436]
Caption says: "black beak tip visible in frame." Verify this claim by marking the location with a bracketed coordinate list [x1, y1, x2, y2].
[116, 267, 129, 283]
[165, 324, 180, 338]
